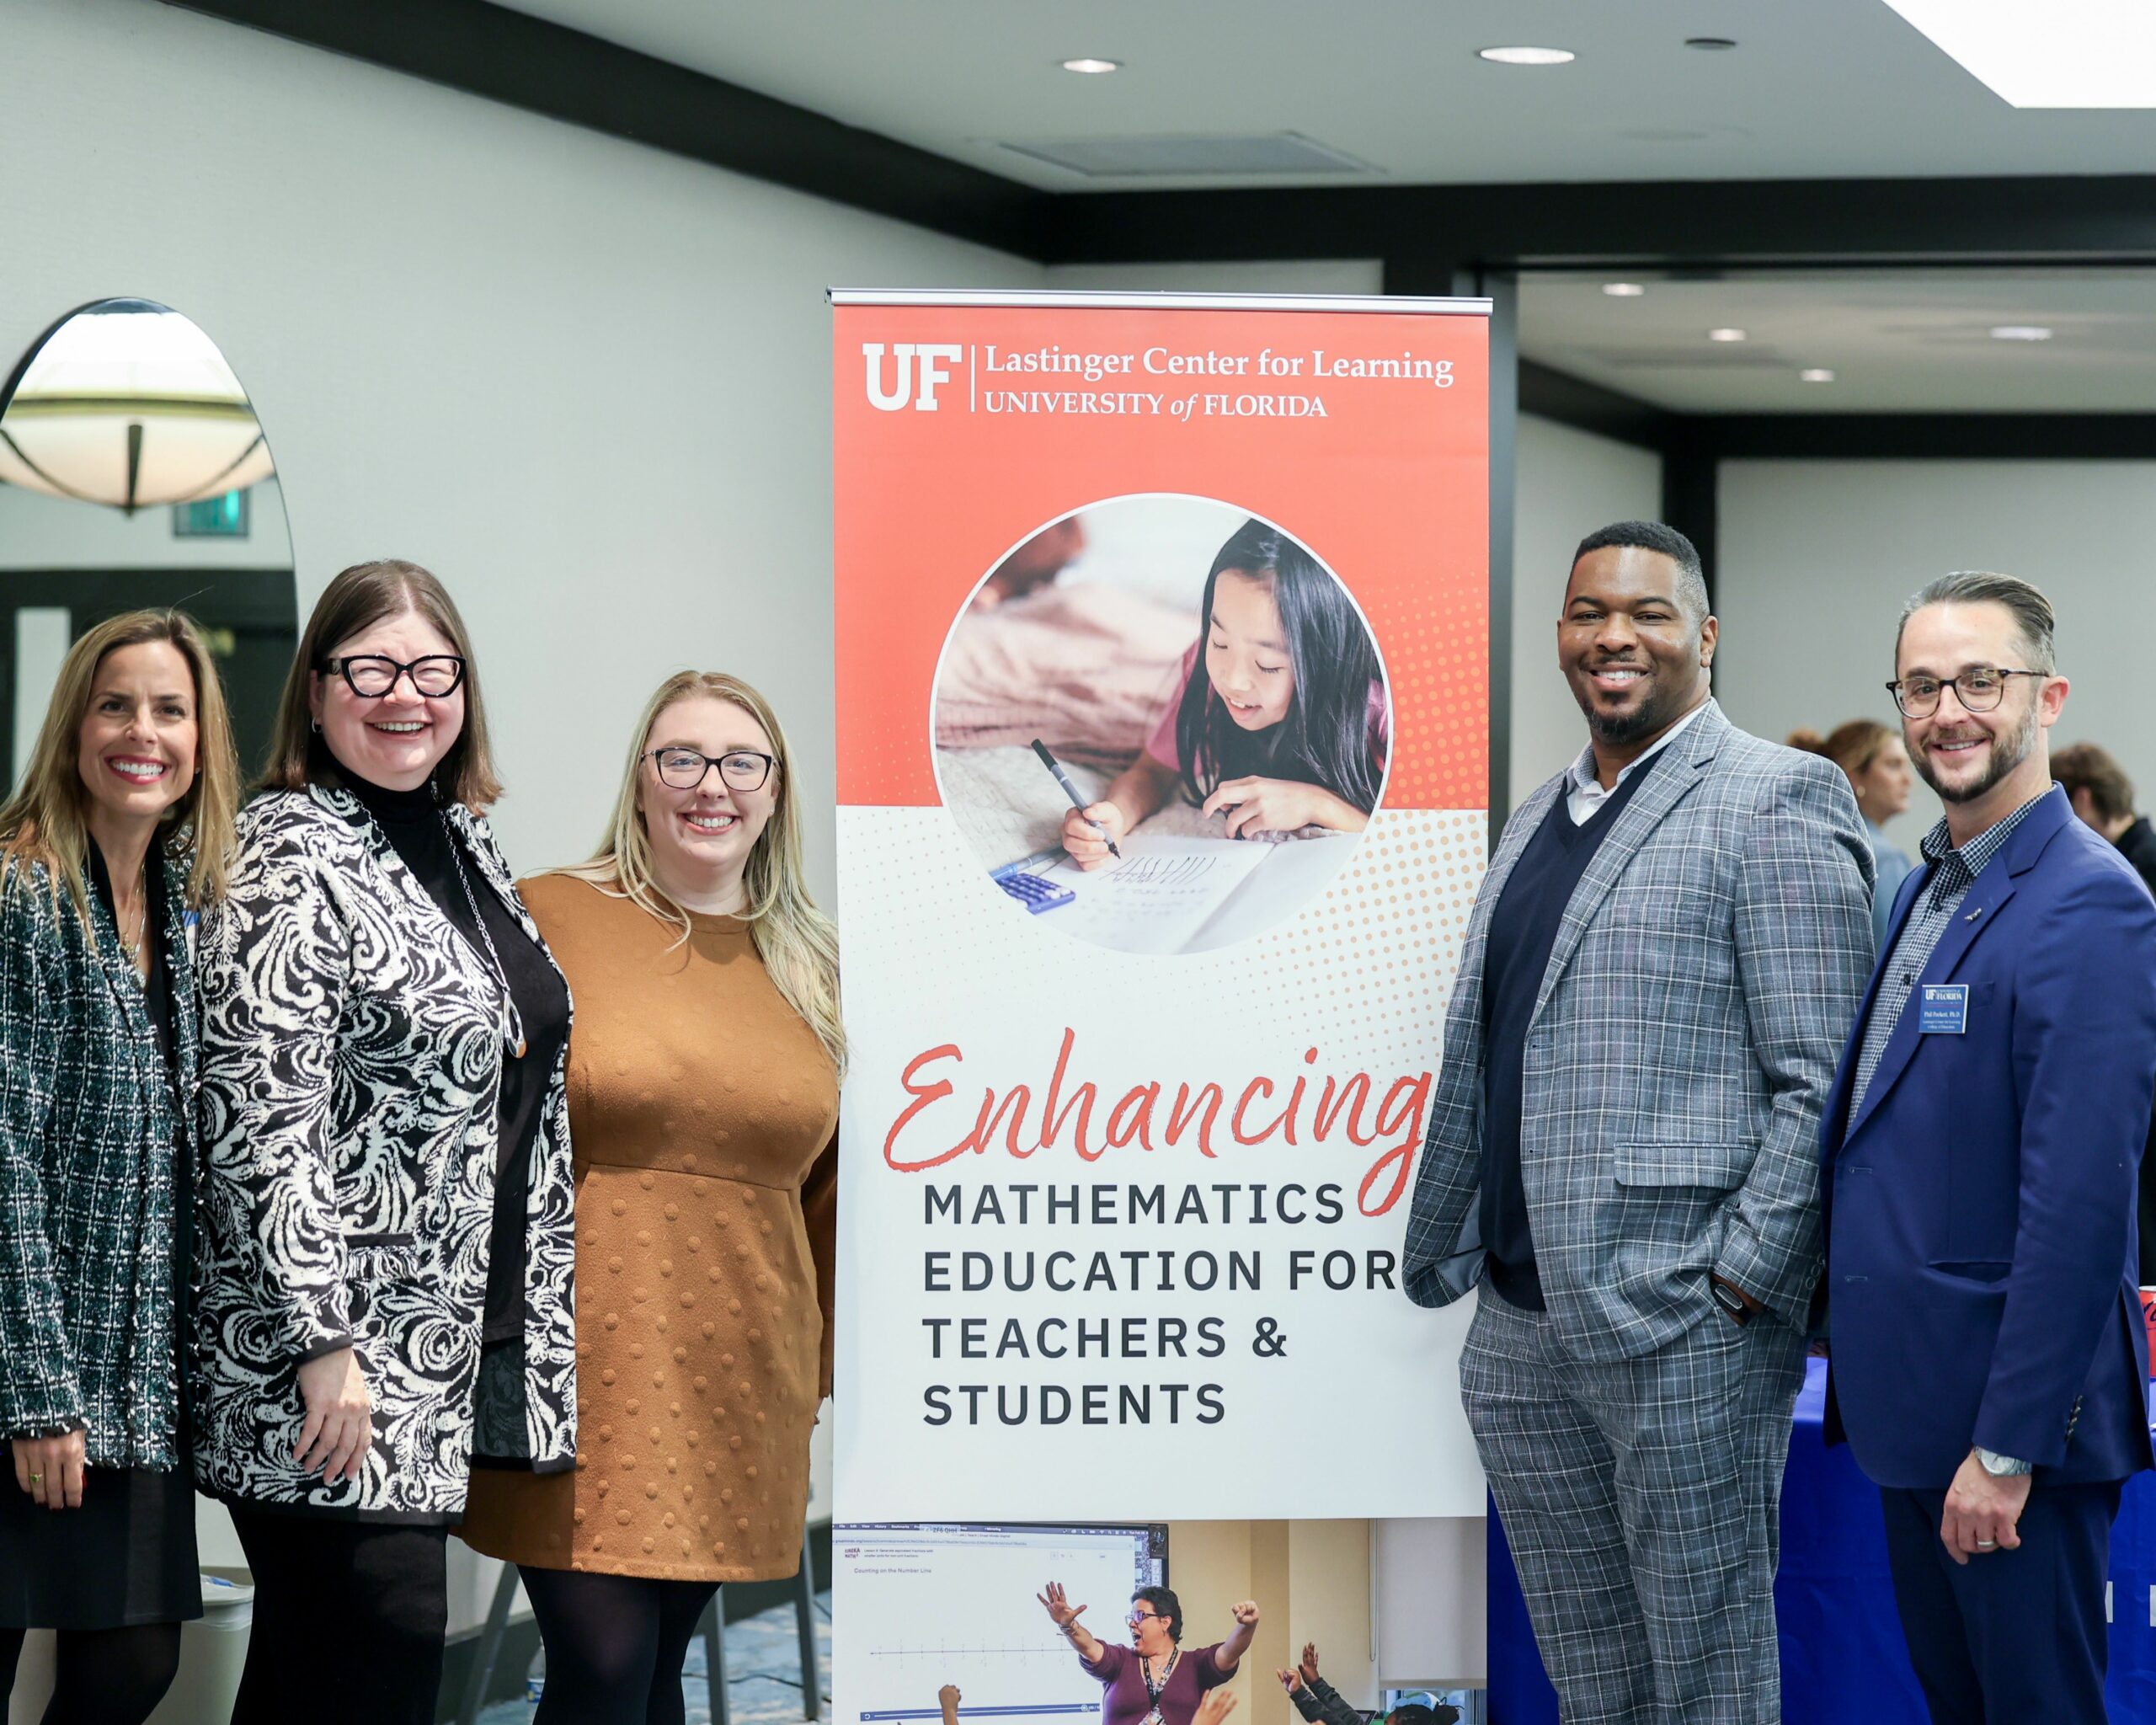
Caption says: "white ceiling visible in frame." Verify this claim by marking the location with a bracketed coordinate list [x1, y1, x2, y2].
[1519, 270, 2156, 413]
[495, 0, 2156, 191]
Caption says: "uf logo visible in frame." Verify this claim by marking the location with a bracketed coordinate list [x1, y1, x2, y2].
[863, 342, 963, 411]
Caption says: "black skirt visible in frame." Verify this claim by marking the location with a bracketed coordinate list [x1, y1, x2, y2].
[0, 1461, 201, 1630]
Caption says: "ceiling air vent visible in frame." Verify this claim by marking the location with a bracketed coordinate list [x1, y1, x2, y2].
[998, 132, 1380, 178]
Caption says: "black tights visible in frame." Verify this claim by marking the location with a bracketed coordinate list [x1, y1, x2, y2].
[0, 1623, 183, 1725]
[520, 1566, 719, 1725]
[227, 1504, 448, 1725]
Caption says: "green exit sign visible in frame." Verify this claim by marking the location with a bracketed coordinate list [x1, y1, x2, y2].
[173, 489, 249, 538]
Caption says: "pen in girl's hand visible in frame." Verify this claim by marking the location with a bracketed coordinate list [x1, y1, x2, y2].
[1029, 739, 1122, 859]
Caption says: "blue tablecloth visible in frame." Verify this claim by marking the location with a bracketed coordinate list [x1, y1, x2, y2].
[1489, 1359, 2156, 1722]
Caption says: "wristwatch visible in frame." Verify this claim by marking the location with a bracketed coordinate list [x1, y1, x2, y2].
[1974, 1445, 2032, 1477]
[1709, 1276, 1753, 1327]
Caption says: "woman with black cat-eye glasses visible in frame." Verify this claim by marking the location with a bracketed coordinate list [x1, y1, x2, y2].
[194, 559, 575, 1725]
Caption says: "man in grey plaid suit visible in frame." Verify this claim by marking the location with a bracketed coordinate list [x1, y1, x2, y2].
[1403, 521, 1875, 1723]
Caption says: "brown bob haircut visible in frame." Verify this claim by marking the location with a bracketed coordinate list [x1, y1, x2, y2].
[261, 559, 502, 809]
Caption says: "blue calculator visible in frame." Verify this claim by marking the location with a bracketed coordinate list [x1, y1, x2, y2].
[993, 867, 1075, 914]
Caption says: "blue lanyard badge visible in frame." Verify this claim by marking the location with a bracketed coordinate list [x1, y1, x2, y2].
[1919, 983, 1970, 1035]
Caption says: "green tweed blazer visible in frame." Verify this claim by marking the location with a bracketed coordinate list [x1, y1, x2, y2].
[0, 850, 198, 1468]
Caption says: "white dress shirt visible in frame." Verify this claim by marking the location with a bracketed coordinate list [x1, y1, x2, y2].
[1563, 698, 1709, 826]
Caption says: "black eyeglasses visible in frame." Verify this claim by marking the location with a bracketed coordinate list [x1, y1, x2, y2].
[323, 654, 467, 698]
[1885, 667, 2046, 718]
[646, 747, 778, 793]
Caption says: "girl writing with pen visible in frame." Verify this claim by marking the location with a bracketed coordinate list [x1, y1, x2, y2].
[1059, 518, 1386, 870]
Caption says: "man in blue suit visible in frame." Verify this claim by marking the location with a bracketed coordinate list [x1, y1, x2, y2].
[1822, 570, 2156, 1722]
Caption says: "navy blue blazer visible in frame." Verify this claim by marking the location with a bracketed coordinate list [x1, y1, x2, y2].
[1822, 786, 2156, 1489]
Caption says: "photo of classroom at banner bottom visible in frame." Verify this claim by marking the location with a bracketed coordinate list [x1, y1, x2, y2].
[830, 1519, 1485, 1725]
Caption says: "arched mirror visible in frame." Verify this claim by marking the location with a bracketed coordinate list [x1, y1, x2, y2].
[0, 297, 296, 791]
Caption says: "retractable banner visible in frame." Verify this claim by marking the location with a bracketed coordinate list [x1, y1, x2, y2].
[831, 291, 1490, 1520]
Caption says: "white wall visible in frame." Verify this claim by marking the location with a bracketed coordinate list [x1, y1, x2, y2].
[0, 0, 1043, 901]
[1375, 1516, 1485, 1690]
[1511, 414, 1665, 815]
[1717, 459, 2156, 853]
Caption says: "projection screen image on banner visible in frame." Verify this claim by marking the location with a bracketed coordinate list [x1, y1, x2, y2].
[831, 291, 1491, 1524]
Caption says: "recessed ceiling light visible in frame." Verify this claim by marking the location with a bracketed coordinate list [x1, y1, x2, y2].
[1707, 328, 1748, 343]
[1059, 57, 1121, 74]
[1990, 324, 2053, 341]
[1800, 368, 1836, 383]
[1477, 45, 1576, 66]
[1685, 36, 1738, 50]
[1882, 2, 2156, 108]
[1603, 282, 1646, 297]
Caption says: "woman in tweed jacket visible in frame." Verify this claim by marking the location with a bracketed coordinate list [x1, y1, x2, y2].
[194, 561, 575, 1725]
[0, 611, 239, 1724]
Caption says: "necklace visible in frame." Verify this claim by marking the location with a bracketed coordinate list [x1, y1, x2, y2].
[1139, 1648, 1178, 1725]
[442, 815, 528, 1060]
[111, 862, 148, 970]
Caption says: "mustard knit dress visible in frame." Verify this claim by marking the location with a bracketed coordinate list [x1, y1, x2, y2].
[458, 876, 837, 1581]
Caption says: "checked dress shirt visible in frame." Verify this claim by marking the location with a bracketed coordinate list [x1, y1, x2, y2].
[1849, 790, 2046, 1116]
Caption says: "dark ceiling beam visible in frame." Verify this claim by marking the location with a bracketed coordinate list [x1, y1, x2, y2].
[1508, 363, 2156, 463]
[1700, 414, 2156, 460]
[1518, 360, 1680, 454]
[1059, 178, 2156, 268]
[162, 0, 1052, 257]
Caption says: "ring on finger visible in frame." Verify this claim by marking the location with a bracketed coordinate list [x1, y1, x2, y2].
[1975, 1537, 1996, 1549]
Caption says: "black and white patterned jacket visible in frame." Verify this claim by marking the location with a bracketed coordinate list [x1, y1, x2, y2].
[194, 784, 575, 1518]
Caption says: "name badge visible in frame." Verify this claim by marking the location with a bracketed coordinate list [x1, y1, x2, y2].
[1919, 983, 1969, 1035]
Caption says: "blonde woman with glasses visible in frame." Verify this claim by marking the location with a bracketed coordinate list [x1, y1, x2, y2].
[461, 670, 841, 1725]
[0, 611, 238, 1725]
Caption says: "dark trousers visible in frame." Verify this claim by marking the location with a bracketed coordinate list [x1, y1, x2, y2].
[227, 1503, 448, 1725]
[1878, 1477, 2121, 1725]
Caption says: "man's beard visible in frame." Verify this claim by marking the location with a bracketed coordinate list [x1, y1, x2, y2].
[1578, 671, 1693, 747]
[1586, 702, 1668, 746]
[1915, 697, 2038, 805]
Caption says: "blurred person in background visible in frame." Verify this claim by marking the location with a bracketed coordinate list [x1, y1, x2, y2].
[1790, 718, 1916, 951]
[1279, 1643, 1460, 1725]
[2052, 740, 2156, 899]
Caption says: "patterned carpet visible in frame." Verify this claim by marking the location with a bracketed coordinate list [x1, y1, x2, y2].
[476, 1590, 833, 1724]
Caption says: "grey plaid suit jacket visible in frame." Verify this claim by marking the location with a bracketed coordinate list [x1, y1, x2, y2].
[1403, 700, 1874, 1362]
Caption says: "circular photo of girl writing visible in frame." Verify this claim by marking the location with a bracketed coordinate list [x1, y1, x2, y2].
[931, 494, 1390, 955]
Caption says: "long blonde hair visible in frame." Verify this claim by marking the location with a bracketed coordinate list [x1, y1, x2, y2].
[563, 671, 845, 1076]
[0, 608, 242, 921]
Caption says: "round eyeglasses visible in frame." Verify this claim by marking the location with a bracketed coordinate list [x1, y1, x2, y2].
[323, 654, 467, 698]
[647, 747, 777, 793]
[1885, 667, 2045, 718]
